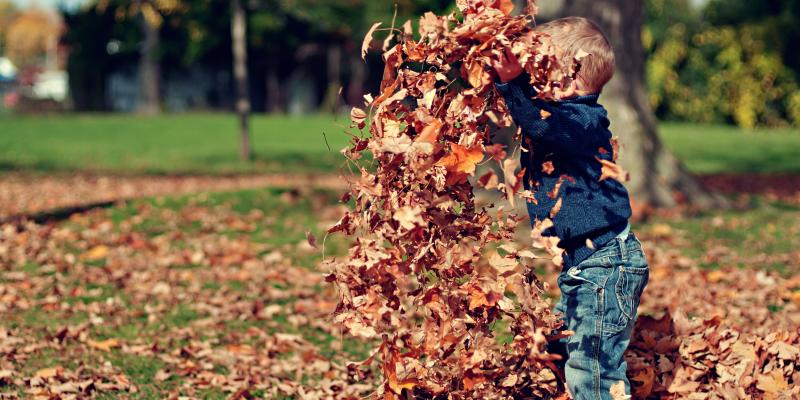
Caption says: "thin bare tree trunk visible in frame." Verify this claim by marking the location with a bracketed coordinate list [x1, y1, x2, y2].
[138, 7, 160, 115]
[346, 51, 367, 106]
[231, 0, 252, 161]
[266, 67, 282, 113]
[561, 0, 725, 208]
[321, 44, 342, 112]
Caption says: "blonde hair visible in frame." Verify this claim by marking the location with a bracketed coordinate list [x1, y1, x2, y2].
[535, 17, 615, 93]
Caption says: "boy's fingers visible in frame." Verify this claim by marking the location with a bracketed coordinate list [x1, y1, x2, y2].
[503, 46, 516, 62]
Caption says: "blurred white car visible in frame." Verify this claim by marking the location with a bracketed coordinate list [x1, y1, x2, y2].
[0, 57, 17, 82]
[31, 70, 68, 102]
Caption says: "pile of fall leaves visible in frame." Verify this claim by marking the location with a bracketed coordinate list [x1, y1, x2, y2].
[326, 0, 800, 398]
[328, 0, 574, 398]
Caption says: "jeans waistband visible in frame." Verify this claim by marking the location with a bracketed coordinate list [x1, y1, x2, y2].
[616, 223, 631, 241]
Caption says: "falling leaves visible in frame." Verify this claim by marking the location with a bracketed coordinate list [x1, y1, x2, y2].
[436, 143, 485, 184]
[330, 0, 573, 396]
[305, 230, 318, 248]
[597, 157, 630, 182]
[362, 22, 382, 60]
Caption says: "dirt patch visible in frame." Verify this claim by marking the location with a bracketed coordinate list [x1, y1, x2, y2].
[700, 173, 800, 203]
[0, 172, 350, 218]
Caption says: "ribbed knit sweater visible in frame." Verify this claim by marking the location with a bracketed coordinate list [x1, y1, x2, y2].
[495, 74, 632, 268]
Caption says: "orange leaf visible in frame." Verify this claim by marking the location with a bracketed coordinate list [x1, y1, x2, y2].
[436, 143, 484, 184]
[416, 119, 443, 144]
[35, 367, 61, 379]
[467, 61, 491, 89]
[463, 373, 487, 390]
[631, 366, 655, 397]
[494, 0, 515, 16]
[549, 197, 562, 218]
[597, 158, 629, 182]
[88, 338, 121, 352]
[84, 245, 109, 260]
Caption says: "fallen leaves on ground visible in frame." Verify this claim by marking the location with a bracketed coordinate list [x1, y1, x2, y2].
[699, 173, 800, 205]
[0, 173, 348, 219]
[0, 186, 798, 398]
[0, 189, 375, 398]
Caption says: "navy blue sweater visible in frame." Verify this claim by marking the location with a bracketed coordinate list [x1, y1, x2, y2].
[495, 74, 632, 268]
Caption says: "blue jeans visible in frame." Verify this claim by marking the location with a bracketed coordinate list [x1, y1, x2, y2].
[551, 232, 649, 399]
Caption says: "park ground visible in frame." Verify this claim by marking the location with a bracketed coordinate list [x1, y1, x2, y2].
[0, 114, 799, 398]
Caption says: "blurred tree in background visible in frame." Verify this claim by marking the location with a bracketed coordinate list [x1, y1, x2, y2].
[0, 0, 18, 56]
[645, 0, 800, 128]
[4, 7, 61, 69]
[55, 0, 800, 129]
[61, 0, 452, 112]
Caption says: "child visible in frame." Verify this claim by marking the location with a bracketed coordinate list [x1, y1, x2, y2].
[492, 17, 650, 399]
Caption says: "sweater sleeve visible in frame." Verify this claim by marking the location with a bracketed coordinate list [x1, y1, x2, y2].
[495, 75, 605, 155]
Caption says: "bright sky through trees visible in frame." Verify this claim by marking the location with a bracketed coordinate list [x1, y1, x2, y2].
[10, 0, 87, 10]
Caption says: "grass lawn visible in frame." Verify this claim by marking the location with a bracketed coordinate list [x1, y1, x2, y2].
[0, 113, 354, 175]
[658, 122, 800, 174]
[0, 113, 798, 175]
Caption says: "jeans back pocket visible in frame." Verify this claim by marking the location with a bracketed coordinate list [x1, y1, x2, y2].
[614, 260, 649, 328]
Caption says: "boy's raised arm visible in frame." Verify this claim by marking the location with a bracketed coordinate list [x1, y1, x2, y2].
[495, 75, 607, 156]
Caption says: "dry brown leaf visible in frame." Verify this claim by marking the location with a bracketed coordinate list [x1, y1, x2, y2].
[362, 22, 382, 60]
[597, 158, 629, 182]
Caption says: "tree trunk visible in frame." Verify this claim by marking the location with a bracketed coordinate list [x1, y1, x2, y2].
[561, 0, 724, 209]
[138, 8, 160, 115]
[266, 67, 282, 113]
[231, 0, 252, 161]
[346, 50, 367, 106]
[321, 44, 342, 112]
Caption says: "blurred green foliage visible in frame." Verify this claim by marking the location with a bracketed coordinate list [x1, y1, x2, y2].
[645, 0, 800, 128]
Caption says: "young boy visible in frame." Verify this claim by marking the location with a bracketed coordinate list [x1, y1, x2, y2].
[492, 17, 650, 399]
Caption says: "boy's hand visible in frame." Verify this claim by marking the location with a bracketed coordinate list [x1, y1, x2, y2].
[491, 46, 523, 83]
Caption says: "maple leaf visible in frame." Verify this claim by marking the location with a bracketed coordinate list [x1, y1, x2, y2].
[393, 206, 425, 230]
[436, 143, 484, 184]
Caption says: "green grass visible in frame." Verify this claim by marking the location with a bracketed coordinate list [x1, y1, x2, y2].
[0, 113, 354, 175]
[639, 197, 800, 274]
[658, 122, 800, 174]
[0, 113, 797, 175]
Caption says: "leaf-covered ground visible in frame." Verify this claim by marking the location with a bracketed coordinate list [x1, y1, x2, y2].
[0, 172, 346, 218]
[1, 187, 798, 398]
